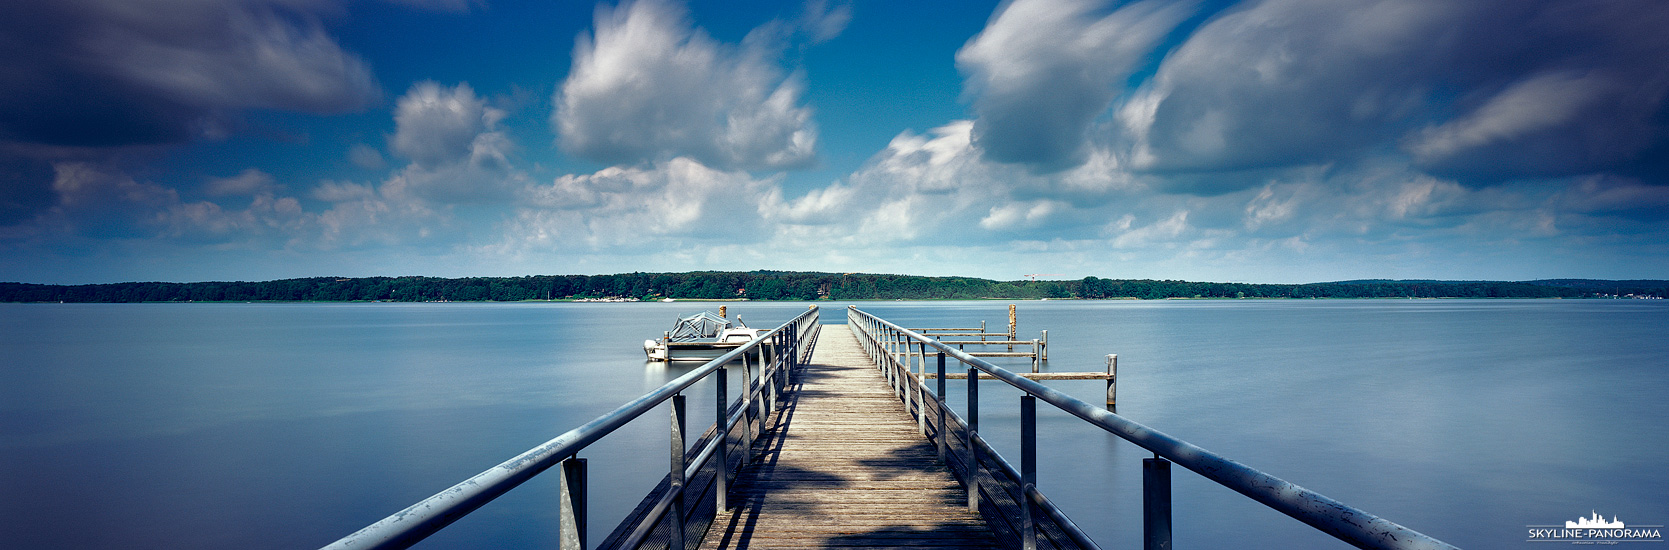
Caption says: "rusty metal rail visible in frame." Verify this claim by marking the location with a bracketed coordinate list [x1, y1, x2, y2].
[320, 306, 820, 550]
[848, 306, 1457, 550]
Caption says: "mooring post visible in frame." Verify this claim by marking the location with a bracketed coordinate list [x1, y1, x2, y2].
[1041, 329, 1048, 360]
[966, 365, 980, 512]
[558, 457, 587, 550]
[1031, 340, 1040, 373]
[1020, 394, 1038, 550]
[1106, 354, 1118, 409]
[1144, 455, 1172, 550]
[1008, 304, 1017, 351]
[715, 366, 729, 511]
[670, 394, 688, 550]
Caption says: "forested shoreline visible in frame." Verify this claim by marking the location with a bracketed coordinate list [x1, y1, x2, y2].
[3, 272, 1665, 302]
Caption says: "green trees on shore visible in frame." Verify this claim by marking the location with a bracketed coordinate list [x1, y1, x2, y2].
[1, 272, 1661, 303]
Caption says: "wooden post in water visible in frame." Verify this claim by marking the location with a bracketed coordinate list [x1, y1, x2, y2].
[719, 305, 726, 318]
[1008, 304, 1017, 351]
[1106, 354, 1118, 409]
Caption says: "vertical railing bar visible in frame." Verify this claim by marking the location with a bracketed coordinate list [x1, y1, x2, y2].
[916, 340, 927, 436]
[1144, 455, 1172, 550]
[763, 336, 776, 418]
[558, 457, 587, 550]
[669, 394, 687, 550]
[1020, 395, 1037, 550]
[715, 366, 728, 512]
[966, 364, 980, 512]
[740, 346, 753, 466]
[936, 351, 947, 461]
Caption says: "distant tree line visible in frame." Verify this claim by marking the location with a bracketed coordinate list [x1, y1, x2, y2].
[1, 272, 1662, 303]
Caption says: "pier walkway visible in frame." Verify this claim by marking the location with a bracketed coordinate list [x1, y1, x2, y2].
[323, 305, 1456, 550]
[699, 324, 995, 549]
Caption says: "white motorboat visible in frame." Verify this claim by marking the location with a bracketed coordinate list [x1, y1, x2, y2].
[643, 311, 766, 362]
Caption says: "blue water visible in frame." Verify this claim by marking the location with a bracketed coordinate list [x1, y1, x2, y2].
[1, 300, 1665, 549]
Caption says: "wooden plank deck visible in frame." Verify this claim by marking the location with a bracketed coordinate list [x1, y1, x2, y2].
[699, 324, 996, 550]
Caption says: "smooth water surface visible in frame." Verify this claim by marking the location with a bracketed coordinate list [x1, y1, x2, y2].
[2, 300, 1665, 549]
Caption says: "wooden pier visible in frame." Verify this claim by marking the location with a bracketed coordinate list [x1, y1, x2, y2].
[699, 324, 996, 549]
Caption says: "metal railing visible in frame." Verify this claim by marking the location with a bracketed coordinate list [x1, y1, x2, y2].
[848, 306, 1457, 550]
[321, 306, 820, 550]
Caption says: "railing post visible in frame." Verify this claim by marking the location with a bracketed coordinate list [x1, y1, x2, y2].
[670, 394, 688, 550]
[715, 366, 729, 512]
[889, 329, 902, 397]
[1144, 455, 1172, 550]
[559, 457, 587, 550]
[965, 365, 980, 512]
[1020, 395, 1037, 550]
[763, 337, 776, 417]
[740, 349, 753, 466]
[1106, 354, 1118, 409]
[936, 351, 947, 460]
[916, 341, 927, 437]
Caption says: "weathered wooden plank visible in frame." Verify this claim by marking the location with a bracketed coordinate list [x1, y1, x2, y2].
[698, 325, 995, 550]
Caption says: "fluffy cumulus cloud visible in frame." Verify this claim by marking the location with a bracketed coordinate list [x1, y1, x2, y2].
[1121, 0, 1669, 184]
[2, 80, 518, 257]
[6, 0, 1669, 283]
[0, 0, 377, 148]
[384, 82, 518, 202]
[554, 0, 818, 170]
[957, 0, 1191, 171]
[0, 0, 379, 231]
[503, 157, 775, 253]
[9, 162, 308, 246]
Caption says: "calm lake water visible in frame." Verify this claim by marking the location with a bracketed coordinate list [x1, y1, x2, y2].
[2, 300, 1665, 549]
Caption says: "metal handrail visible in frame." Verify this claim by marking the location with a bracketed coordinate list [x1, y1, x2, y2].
[321, 306, 819, 550]
[847, 306, 1456, 550]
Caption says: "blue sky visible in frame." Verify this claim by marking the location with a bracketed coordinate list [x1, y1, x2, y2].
[2, 0, 1666, 284]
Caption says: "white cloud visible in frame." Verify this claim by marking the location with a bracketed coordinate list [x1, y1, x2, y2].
[384, 82, 519, 203]
[799, 0, 852, 44]
[554, 0, 818, 170]
[348, 144, 386, 170]
[957, 0, 1191, 170]
[1120, 0, 1669, 182]
[505, 157, 776, 252]
[392, 82, 503, 169]
[205, 168, 276, 197]
[42, 162, 310, 244]
[0, 0, 379, 146]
